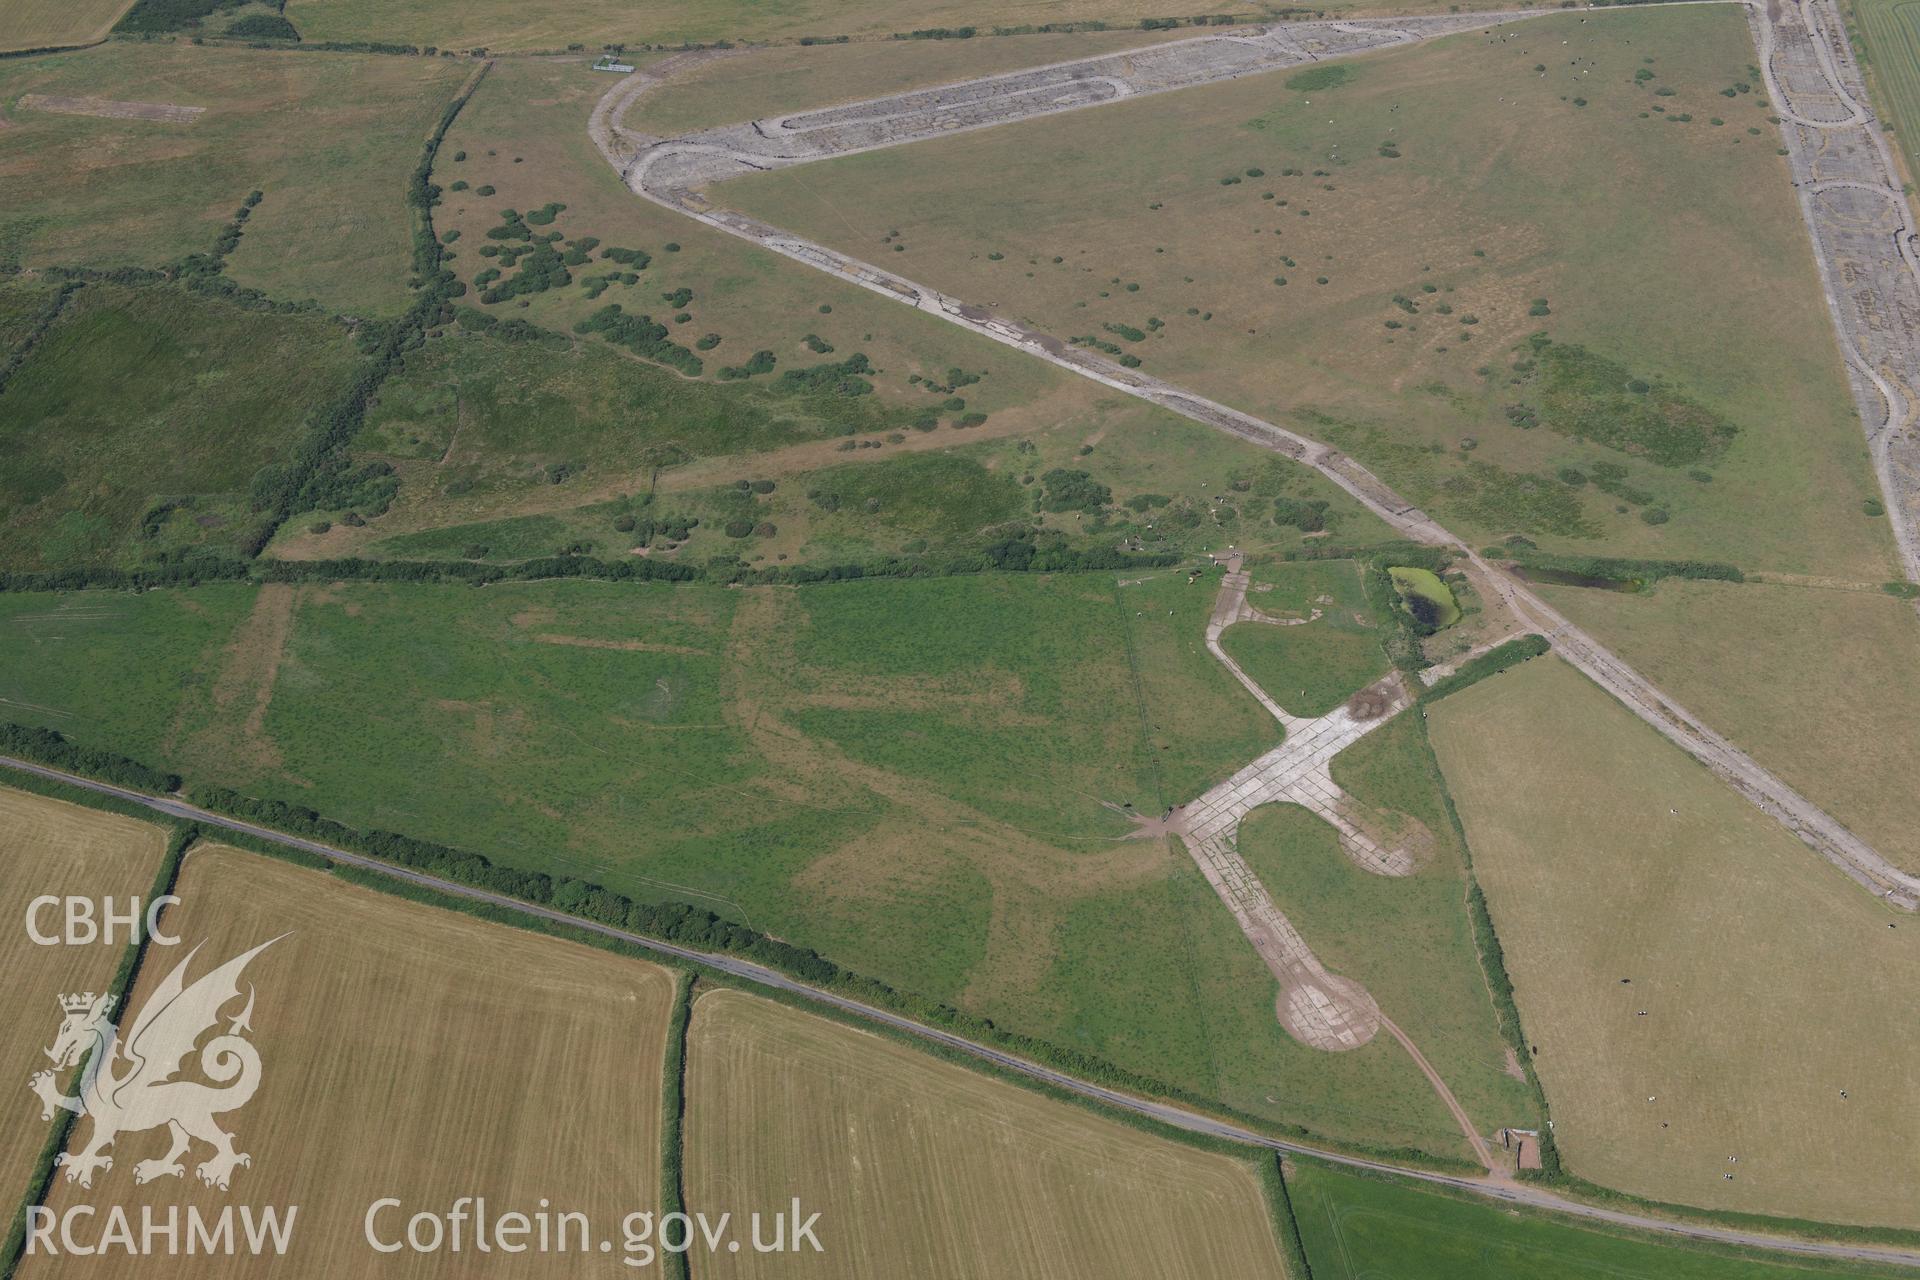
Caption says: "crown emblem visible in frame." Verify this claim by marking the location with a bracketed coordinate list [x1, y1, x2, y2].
[59, 992, 112, 1016]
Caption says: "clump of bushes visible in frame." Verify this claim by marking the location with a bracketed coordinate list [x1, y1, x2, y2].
[1037, 469, 1111, 514]
[718, 350, 776, 380]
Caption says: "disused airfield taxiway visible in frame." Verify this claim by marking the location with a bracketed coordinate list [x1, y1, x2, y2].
[594, 2, 1920, 914]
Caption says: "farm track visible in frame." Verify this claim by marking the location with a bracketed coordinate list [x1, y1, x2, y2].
[596, 0, 1920, 912]
[9, 755, 1919, 1269]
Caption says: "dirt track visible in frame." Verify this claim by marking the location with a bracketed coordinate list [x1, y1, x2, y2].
[595, 3, 1920, 913]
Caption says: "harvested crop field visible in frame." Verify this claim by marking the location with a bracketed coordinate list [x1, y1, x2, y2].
[0, 788, 164, 1208]
[1427, 657, 1920, 1227]
[27, 843, 675, 1277]
[0, 0, 133, 52]
[681, 988, 1291, 1279]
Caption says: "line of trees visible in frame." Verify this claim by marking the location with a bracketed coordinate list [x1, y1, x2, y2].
[0, 538, 1178, 595]
[0, 280, 81, 399]
[1491, 547, 1743, 586]
[0, 723, 182, 794]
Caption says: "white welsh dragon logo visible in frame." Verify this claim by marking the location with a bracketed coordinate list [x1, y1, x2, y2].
[28, 936, 284, 1192]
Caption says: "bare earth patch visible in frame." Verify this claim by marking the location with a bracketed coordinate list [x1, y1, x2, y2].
[187, 582, 297, 773]
[531, 632, 710, 655]
[17, 94, 205, 123]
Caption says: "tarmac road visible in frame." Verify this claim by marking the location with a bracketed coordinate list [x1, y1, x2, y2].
[8, 754, 1918, 1269]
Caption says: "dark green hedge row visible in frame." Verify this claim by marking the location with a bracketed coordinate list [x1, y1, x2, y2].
[186, 783, 846, 986]
[1421, 634, 1551, 703]
[1260, 1154, 1316, 1279]
[0, 544, 1177, 595]
[1493, 549, 1743, 586]
[1463, 878, 1561, 1178]
[0, 41, 105, 58]
[0, 723, 181, 794]
[1282, 539, 1434, 564]
[0, 281, 81, 398]
[659, 974, 694, 1280]
[239, 63, 487, 554]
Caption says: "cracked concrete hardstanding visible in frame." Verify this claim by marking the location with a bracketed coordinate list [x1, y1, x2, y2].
[1148, 557, 1497, 1166]
[1753, 0, 1920, 587]
[594, 1, 1920, 910]
[1170, 560, 1424, 1052]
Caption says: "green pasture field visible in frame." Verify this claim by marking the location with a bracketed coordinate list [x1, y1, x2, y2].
[0, 279, 54, 344]
[0, 571, 1482, 1157]
[275, 324, 925, 560]
[1220, 558, 1386, 717]
[1240, 712, 1538, 1147]
[1536, 576, 1920, 876]
[1428, 656, 1920, 1227]
[1286, 1158, 1911, 1278]
[268, 313, 1388, 568]
[722, 7, 1896, 578]
[0, 42, 465, 314]
[0, 0, 133, 51]
[0, 585, 258, 752]
[0, 282, 363, 569]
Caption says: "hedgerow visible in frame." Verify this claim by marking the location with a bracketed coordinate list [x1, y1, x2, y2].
[1421, 634, 1550, 702]
[238, 65, 488, 554]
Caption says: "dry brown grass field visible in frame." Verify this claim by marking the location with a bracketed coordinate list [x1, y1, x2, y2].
[721, 7, 1895, 578]
[632, 29, 1185, 135]
[0, 789, 164, 1204]
[26, 843, 674, 1277]
[432, 56, 1082, 426]
[283, 0, 1490, 56]
[0, 43, 464, 313]
[0, 0, 134, 52]
[682, 988, 1293, 1279]
[1535, 578, 1920, 877]
[1428, 657, 1920, 1228]
[376, 53, 1387, 568]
